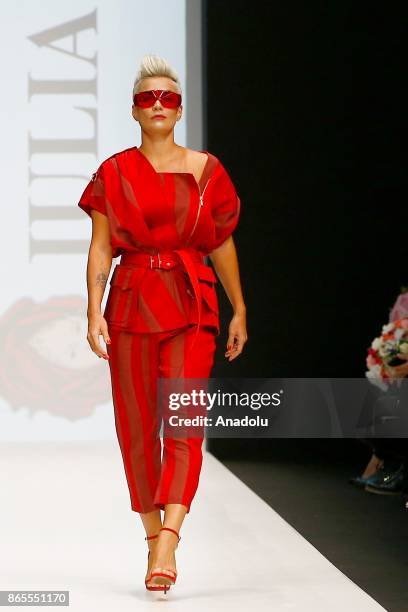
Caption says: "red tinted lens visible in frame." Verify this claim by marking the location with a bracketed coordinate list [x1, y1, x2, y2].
[134, 91, 156, 107]
[133, 90, 181, 108]
[160, 91, 182, 108]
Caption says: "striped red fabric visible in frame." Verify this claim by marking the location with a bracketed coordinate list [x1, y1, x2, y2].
[78, 146, 241, 514]
[78, 146, 241, 336]
[106, 323, 216, 514]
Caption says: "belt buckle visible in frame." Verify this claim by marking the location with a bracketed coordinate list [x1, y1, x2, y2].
[150, 253, 162, 269]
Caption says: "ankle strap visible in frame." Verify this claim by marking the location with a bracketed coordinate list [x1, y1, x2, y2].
[160, 526, 181, 541]
[144, 533, 158, 541]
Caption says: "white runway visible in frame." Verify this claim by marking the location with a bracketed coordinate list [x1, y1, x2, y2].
[0, 441, 386, 611]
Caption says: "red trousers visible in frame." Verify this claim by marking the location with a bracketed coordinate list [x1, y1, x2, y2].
[106, 323, 217, 514]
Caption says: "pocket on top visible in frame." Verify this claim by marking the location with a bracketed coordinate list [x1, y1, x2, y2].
[104, 266, 147, 327]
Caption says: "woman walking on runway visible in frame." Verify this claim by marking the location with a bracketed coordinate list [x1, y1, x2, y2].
[78, 54, 247, 592]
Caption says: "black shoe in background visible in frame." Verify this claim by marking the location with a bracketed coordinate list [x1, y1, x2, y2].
[365, 464, 404, 495]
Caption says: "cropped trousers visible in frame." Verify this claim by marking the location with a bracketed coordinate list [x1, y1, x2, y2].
[106, 322, 217, 514]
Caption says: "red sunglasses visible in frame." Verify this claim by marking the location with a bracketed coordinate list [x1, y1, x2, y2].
[133, 89, 182, 109]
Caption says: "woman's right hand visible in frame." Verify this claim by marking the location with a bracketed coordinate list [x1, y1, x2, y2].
[87, 312, 111, 360]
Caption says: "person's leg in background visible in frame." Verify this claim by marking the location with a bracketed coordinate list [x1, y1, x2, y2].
[358, 438, 384, 478]
[364, 438, 407, 495]
[359, 438, 402, 476]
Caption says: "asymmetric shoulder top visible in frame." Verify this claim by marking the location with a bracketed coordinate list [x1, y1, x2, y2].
[77, 146, 241, 336]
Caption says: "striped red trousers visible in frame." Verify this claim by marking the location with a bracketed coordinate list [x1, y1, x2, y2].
[106, 323, 217, 514]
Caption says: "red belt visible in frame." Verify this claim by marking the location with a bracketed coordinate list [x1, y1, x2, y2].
[120, 248, 206, 353]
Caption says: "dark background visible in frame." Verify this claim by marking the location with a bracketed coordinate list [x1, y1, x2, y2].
[200, 5, 408, 608]
[203, 2, 406, 458]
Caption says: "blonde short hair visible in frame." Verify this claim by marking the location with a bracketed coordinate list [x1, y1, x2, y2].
[132, 54, 182, 99]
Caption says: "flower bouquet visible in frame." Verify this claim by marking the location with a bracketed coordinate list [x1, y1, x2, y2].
[366, 318, 408, 390]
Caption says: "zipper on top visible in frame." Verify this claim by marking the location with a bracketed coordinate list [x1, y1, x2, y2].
[186, 178, 211, 244]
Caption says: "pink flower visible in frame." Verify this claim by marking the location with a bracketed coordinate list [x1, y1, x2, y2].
[367, 354, 377, 368]
[390, 292, 408, 322]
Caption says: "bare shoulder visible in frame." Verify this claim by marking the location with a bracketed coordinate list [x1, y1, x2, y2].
[183, 148, 208, 179]
[183, 147, 207, 164]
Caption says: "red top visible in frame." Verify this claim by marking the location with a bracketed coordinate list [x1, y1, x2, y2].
[77, 145, 241, 337]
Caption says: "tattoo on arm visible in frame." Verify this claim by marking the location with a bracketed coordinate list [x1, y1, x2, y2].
[96, 271, 108, 288]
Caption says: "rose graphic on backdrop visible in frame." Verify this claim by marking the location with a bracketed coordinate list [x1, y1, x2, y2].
[0, 295, 111, 421]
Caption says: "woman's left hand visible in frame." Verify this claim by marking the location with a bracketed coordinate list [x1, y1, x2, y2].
[385, 353, 408, 379]
[225, 310, 248, 361]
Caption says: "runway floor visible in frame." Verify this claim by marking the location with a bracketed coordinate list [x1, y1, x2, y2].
[0, 441, 388, 611]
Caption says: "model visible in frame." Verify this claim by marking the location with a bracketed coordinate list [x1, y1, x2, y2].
[77, 54, 247, 593]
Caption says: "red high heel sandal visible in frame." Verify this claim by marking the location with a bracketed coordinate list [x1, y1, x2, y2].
[149, 527, 181, 591]
[144, 534, 170, 592]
